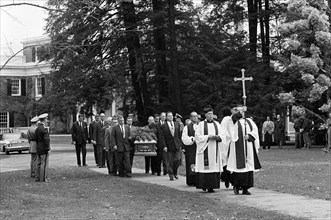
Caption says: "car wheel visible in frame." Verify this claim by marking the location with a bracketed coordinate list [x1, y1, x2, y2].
[18, 151, 22, 154]
[2, 146, 5, 152]
[5, 150, 9, 155]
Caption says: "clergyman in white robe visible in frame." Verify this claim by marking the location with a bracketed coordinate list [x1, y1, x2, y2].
[195, 118, 226, 192]
[225, 115, 261, 195]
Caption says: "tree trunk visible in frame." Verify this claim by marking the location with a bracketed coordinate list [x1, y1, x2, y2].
[121, 1, 150, 124]
[328, 0, 331, 110]
[168, 0, 182, 113]
[247, 0, 258, 58]
[152, 0, 168, 107]
[264, 0, 270, 66]
[258, 0, 266, 62]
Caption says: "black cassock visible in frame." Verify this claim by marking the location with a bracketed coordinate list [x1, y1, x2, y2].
[182, 123, 197, 186]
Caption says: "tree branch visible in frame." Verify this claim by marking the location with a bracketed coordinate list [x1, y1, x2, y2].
[0, 3, 64, 12]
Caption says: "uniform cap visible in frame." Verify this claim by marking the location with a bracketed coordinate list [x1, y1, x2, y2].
[100, 113, 106, 117]
[38, 113, 48, 119]
[31, 116, 39, 123]
[175, 113, 182, 119]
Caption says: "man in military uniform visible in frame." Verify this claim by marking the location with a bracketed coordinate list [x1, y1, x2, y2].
[27, 116, 39, 177]
[35, 113, 51, 182]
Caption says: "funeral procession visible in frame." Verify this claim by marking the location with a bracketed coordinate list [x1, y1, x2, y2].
[0, 0, 330, 219]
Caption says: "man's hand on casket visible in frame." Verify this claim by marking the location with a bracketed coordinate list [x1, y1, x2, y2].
[113, 146, 117, 150]
[164, 147, 168, 152]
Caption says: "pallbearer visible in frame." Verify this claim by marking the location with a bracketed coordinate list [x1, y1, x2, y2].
[195, 105, 226, 192]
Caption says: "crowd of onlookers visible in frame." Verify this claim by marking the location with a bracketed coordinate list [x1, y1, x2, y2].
[261, 113, 331, 150]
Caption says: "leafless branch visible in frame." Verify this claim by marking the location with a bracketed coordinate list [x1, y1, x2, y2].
[0, 3, 64, 12]
[0, 47, 27, 72]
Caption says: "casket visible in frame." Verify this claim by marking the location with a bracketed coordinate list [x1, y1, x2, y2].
[134, 140, 157, 156]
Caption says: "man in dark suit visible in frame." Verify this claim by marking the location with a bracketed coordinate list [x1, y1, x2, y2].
[110, 115, 132, 177]
[71, 114, 89, 167]
[157, 112, 167, 175]
[159, 112, 182, 181]
[92, 114, 105, 168]
[89, 114, 100, 166]
[126, 117, 137, 167]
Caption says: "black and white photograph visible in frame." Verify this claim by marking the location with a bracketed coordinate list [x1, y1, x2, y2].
[0, 0, 330, 219]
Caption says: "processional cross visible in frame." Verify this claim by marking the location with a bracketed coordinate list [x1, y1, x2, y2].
[234, 69, 253, 111]
[234, 69, 253, 163]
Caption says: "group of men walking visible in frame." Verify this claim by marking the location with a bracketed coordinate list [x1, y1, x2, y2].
[70, 103, 262, 195]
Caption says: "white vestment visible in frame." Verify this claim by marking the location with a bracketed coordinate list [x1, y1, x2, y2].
[195, 120, 226, 173]
[226, 118, 260, 173]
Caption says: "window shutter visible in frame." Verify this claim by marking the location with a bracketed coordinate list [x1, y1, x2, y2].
[9, 112, 14, 127]
[7, 79, 12, 96]
[41, 78, 46, 95]
[21, 79, 26, 96]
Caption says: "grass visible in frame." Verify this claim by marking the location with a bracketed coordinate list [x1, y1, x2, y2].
[0, 167, 301, 220]
[134, 146, 330, 200]
[255, 146, 330, 200]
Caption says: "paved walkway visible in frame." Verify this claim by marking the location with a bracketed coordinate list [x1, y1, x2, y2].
[91, 167, 331, 220]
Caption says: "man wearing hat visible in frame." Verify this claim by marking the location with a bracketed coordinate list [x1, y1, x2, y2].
[195, 105, 226, 192]
[27, 116, 39, 177]
[35, 113, 50, 182]
[223, 105, 262, 195]
[71, 114, 88, 167]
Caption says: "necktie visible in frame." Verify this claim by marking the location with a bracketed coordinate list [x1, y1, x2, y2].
[122, 125, 125, 138]
[170, 122, 174, 137]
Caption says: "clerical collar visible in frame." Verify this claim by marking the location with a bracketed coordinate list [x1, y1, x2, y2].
[206, 120, 214, 123]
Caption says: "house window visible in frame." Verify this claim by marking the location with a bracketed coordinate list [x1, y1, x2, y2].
[0, 112, 9, 128]
[11, 79, 21, 96]
[35, 77, 45, 97]
[36, 78, 42, 97]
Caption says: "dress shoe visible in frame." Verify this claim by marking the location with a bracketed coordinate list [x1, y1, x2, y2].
[151, 172, 156, 175]
[163, 172, 167, 175]
[157, 173, 161, 176]
[202, 188, 206, 191]
[83, 164, 88, 167]
[35, 179, 40, 182]
[78, 165, 82, 167]
[233, 187, 239, 195]
[174, 175, 178, 179]
[208, 189, 215, 193]
[225, 181, 229, 188]
[126, 174, 132, 178]
[243, 190, 251, 195]
[169, 175, 174, 181]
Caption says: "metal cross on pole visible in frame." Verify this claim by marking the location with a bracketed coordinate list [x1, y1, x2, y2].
[234, 69, 253, 107]
[234, 69, 253, 163]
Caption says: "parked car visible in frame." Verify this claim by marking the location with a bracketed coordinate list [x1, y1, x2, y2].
[0, 132, 29, 155]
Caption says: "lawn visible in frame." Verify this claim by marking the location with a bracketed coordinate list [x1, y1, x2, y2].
[134, 146, 330, 200]
[0, 167, 300, 220]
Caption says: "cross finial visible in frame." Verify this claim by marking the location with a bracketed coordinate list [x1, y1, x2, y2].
[234, 69, 253, 106]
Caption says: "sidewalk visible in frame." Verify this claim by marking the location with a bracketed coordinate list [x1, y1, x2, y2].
[90, 167, 331, 220]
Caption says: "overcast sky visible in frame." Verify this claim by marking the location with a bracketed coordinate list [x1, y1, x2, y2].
[0, 0, 48, 55]
[0, 0, 202, 56]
